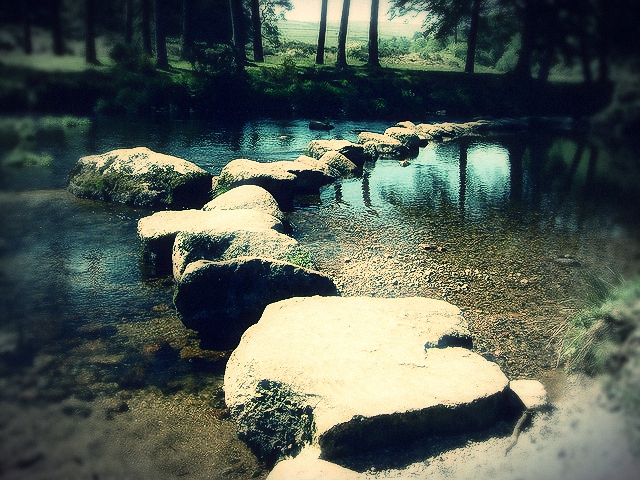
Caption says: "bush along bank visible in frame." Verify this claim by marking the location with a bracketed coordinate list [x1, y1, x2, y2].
[0, 48, 613, 121]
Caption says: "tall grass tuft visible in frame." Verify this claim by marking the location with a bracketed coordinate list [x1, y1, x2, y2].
[560, 276, 640, 375]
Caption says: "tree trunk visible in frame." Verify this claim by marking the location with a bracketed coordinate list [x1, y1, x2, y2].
[537, 43, 553, 82]
[85, 0, 99, 65]
[125, 0, 134, 44]
[513, 0, 535, 78]
[142, 0, 153, 55]
[229, 0, 247, 63]
[336, 0, 351, 69]
[182, 0, 194, 59]
[51, 0, 65, 56]
[579, 32, 593, 84]
[21, 0, 32, 54]
[464, 0, 481, 73]
[154, 0, 169, 69]
[367, 0, 380, 67]
[250, 0, 264, 62]
[315, 0, 328, 64]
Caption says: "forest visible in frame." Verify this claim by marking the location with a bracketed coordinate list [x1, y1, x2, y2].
[0, 0, 638, 120]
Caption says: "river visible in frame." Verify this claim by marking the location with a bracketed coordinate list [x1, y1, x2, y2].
[1, 115, 639, 478]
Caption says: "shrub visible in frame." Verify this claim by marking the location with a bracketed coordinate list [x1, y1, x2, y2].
[109, 43, 155, 74]
[496, 34, 521, 72]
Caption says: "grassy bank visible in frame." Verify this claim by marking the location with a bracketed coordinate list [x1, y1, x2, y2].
[0, 48, 613, 121]
[560, 276, 640, 426]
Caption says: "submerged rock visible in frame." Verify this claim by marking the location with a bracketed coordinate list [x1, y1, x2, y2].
[225, 296, 510, 461]
[173, 258, 338, 350]
[67, 147, 211, 208]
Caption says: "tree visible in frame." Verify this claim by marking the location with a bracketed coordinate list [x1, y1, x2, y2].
[250, 0, 264, 62]
[20, 0, 32, 54]
[141, 0, 153, 55]
[510, 0, 538, 79]
[368, 0, 381, 67]
[228, 0, 247, 63]
[336, 0, 351, 69]
[154, 0, 169, 69]
[390, 0, 486, 73]
[124, 0, 133, 44]
[464, 0, 481, 72]
[258, 0, 293, 48]
[51, 0, 65, 55]
[182, 0, 194, 59]
[316, 0, 328, 64]
[85, 0, 99, 65]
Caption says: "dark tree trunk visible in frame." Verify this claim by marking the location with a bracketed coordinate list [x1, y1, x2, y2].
[51, 0, 65, 56]
[537, 43, 553, 82]
[464, 0, 481, 73]
[21, 0, 33, 54]
[125, 0, 134, 44]
[154, 0, 169, 69]
[250, 0, 264, 62]
[315, 0, 328, 64]
[228, 0, 247, 63]
[182, 0, 194, 59]
[579, 33, 593, 84]
[367, 0, 380, 67]
[336, 0, 351, 69]
[85, 0, 99, 65]
[513, 0, 535, 78]
[142, 0, 153, 55]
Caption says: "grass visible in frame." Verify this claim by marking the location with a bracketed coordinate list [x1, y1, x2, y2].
[560, 276, 640, 375]
[0, 30, 611, 120]
[286, 247, 315, 270]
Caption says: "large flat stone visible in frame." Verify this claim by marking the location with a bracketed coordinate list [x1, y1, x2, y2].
[137, 209, 284, 276]
[172, 228, 303, 280]
[224, 296, 510, 461]
[173, 258, 338, 350]
[267, 447, 363, 480]
[212, 159, 336, 209]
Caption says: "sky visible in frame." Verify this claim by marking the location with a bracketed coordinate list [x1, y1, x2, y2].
[285, 0, 425, 25]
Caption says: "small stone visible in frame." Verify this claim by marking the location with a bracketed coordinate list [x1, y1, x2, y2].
[509, 379, 550, 411]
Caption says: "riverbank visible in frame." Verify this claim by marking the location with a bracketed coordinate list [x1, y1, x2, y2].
[0, 49, 612, 121]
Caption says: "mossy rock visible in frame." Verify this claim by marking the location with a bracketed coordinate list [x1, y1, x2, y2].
[67, 146, 212, 209]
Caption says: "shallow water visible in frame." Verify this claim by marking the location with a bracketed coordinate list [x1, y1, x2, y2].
[1, 115, 639, 477]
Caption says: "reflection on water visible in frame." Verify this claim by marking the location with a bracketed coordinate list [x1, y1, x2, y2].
[0, 116, 640, 475]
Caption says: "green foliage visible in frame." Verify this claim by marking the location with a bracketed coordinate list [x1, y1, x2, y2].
[561, 277, 640, 375]
[184, 43, 251, 117]
[447, 42, 468, 61]
[189, 43, 242, 76]
[495, 34, 520, 73]
[109, 43, 155, 74]
[286, 247, 315, 270]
